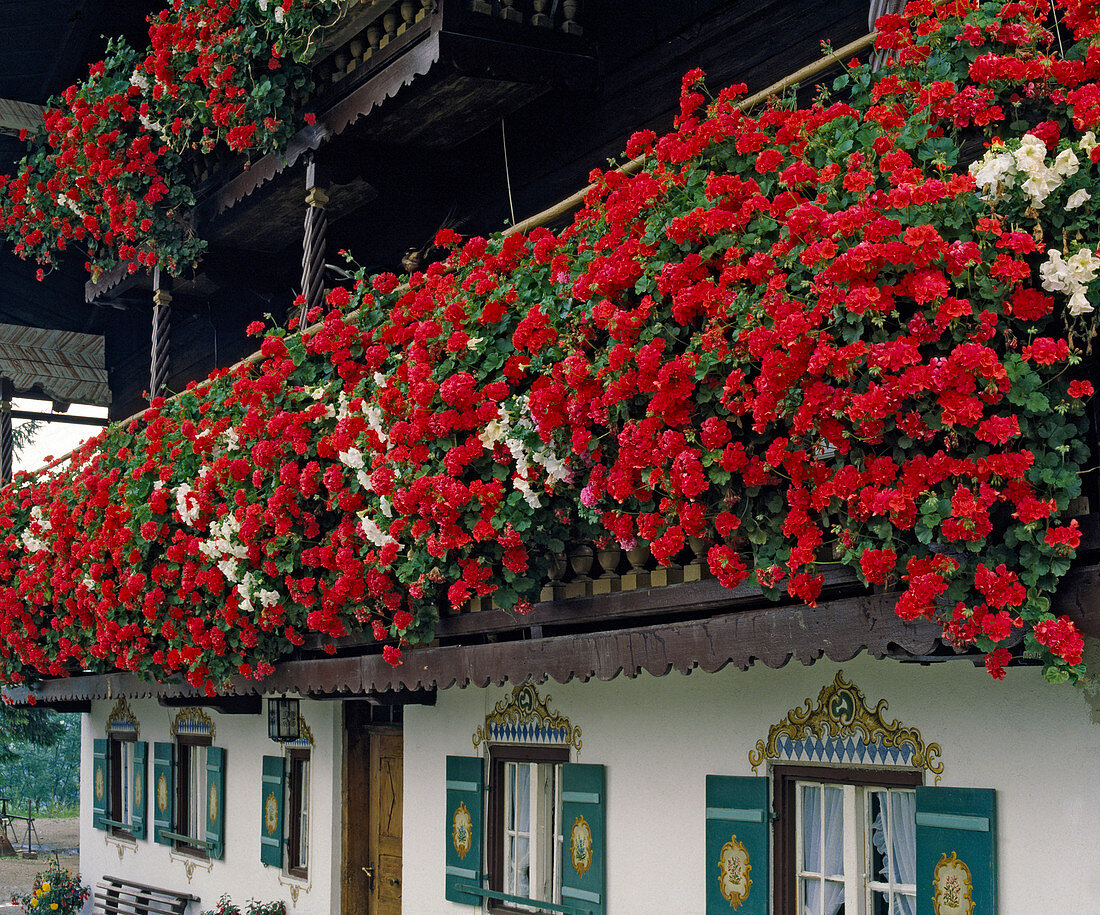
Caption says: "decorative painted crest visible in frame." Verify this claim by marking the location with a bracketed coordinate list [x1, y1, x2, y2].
[95, 765, 105, 801]
[286, 716, 314, 749]
[265, 791, 279, 835]
[134, 778, 142, 810]
[933, 852, 974, 915]
[170, 707, 215, 742]
[106, 696, 139, 738]
[570, 815, 592, 878]
[718, 836, 752, 908]
[452, 801, 472, 859]
[472, 682, 582, 752]
[208, 780, 218, 824]
[157, 773, 169, 814]
[749, 671, 944, 780]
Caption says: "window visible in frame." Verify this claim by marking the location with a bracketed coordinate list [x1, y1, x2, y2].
[286, 749, 310, 878]
[774, 766, 921, 915]
[487, 746, 569, 914]
[175, 735, 210, 857]
[109, 735, 136, 837]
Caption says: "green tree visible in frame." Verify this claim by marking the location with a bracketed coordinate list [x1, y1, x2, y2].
[0, 714, 79, 814]
[0, 706, 64, 765]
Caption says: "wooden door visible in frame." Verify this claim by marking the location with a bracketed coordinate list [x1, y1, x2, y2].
[369, 730, 403, 914]
[342, 712, 402, 915]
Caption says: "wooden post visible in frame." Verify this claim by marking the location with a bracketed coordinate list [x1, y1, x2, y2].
[299, 154, 329, 327]
[0, 378, 13, 484]
[150, 267, 172, 402]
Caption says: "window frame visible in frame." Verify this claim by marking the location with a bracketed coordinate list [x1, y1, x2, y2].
[486, 744, 570, 915]
[108, 732, 136, 840]
[174, 733, 211, 859]
[772, 764, 922, 914]
[286, 747, 310, 879]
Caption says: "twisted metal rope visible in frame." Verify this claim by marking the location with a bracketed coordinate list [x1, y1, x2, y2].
[300, 186, 329, 326]
[0, 384, 12, 484]
[150, 288, 172, 401]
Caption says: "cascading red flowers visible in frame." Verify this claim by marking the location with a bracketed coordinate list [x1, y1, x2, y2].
[0, 0, 1097, 693]
[0, 0, 339, 280]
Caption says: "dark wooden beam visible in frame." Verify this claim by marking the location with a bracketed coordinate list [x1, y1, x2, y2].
[30, 699, 91, 713]
[9, 409, 108, 426]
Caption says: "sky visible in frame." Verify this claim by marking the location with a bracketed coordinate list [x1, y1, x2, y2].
[13, 398, 110, 474]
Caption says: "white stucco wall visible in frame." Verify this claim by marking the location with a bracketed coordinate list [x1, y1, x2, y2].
[403, 653, 1100, 914]
[79, 697, 342, 914]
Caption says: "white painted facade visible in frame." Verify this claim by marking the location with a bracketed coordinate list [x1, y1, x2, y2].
[405, 652, 1100, 914]
[78, 697, 343, 914]
[75, 652, 1100, 913]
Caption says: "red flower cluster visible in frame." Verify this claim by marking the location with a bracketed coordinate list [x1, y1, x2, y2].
[0, 0, 1095, 691]
[0, 0, 337, 278]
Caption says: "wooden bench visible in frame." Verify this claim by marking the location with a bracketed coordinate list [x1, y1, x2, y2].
[94, 877, 199, 915]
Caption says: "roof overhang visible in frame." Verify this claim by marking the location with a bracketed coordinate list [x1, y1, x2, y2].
[0, 97, 44, 138]
[0, 322, 110, 406]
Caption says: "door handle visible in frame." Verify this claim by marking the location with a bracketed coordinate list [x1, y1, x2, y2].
[362, 865, 374, 891]
[388, 877, 401, 887]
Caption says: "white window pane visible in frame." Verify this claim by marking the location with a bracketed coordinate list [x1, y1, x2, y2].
[801, 784, 821, 873]
[897, 891, 917, 915]
[515, 764, 531, 833]
[822, 879, 845, 915]
[122, 743, 132, 826]
[516, 834, 530, 896]
[869, 790, 888, 883]
[822, 786, 844, 877]
[802, 877, 822, 915]
[190, 745, 207, 840]
[299, 758, 310, 865]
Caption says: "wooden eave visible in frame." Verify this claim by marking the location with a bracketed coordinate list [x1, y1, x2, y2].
[10, 549, 1100, 707]
[0, 322, 110, 406]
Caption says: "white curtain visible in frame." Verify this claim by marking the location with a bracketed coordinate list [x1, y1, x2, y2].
[509, 764, 531, 897]
[802, 785, 845, 915]
[871, 791, 917, 915]
[891, 792, 917, 915]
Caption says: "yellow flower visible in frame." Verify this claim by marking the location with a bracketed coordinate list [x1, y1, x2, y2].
[41, 882, 51, 892]
[29, 900, 37, 908]
[51, 906, 58, 912]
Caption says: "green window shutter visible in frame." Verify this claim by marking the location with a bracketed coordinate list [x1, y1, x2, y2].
[705, 775, 769, 915]
[92, 739, 108, 831]
[131, 742, 148, 840]
[445, 755, 483, 906]
[152, 741, 175, 846]
[260, 755, 286, 867]
[916, 786, 996, 915]
[205, 746, 226, 860]
[560, 763, 605, 915]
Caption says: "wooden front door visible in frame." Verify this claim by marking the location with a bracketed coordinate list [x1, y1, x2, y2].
[343, 708, 403, 915]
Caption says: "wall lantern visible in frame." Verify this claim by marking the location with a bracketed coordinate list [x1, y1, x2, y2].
[268, 696, 300, 742]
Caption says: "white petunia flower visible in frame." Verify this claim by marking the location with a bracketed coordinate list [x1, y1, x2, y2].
[358, 513, 396, 549]
[1053, 148, 1080, 179]
[1040, 246, 1100, 315]
[1066, 188, 1091, 210]
[339, 448, 364, 469]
